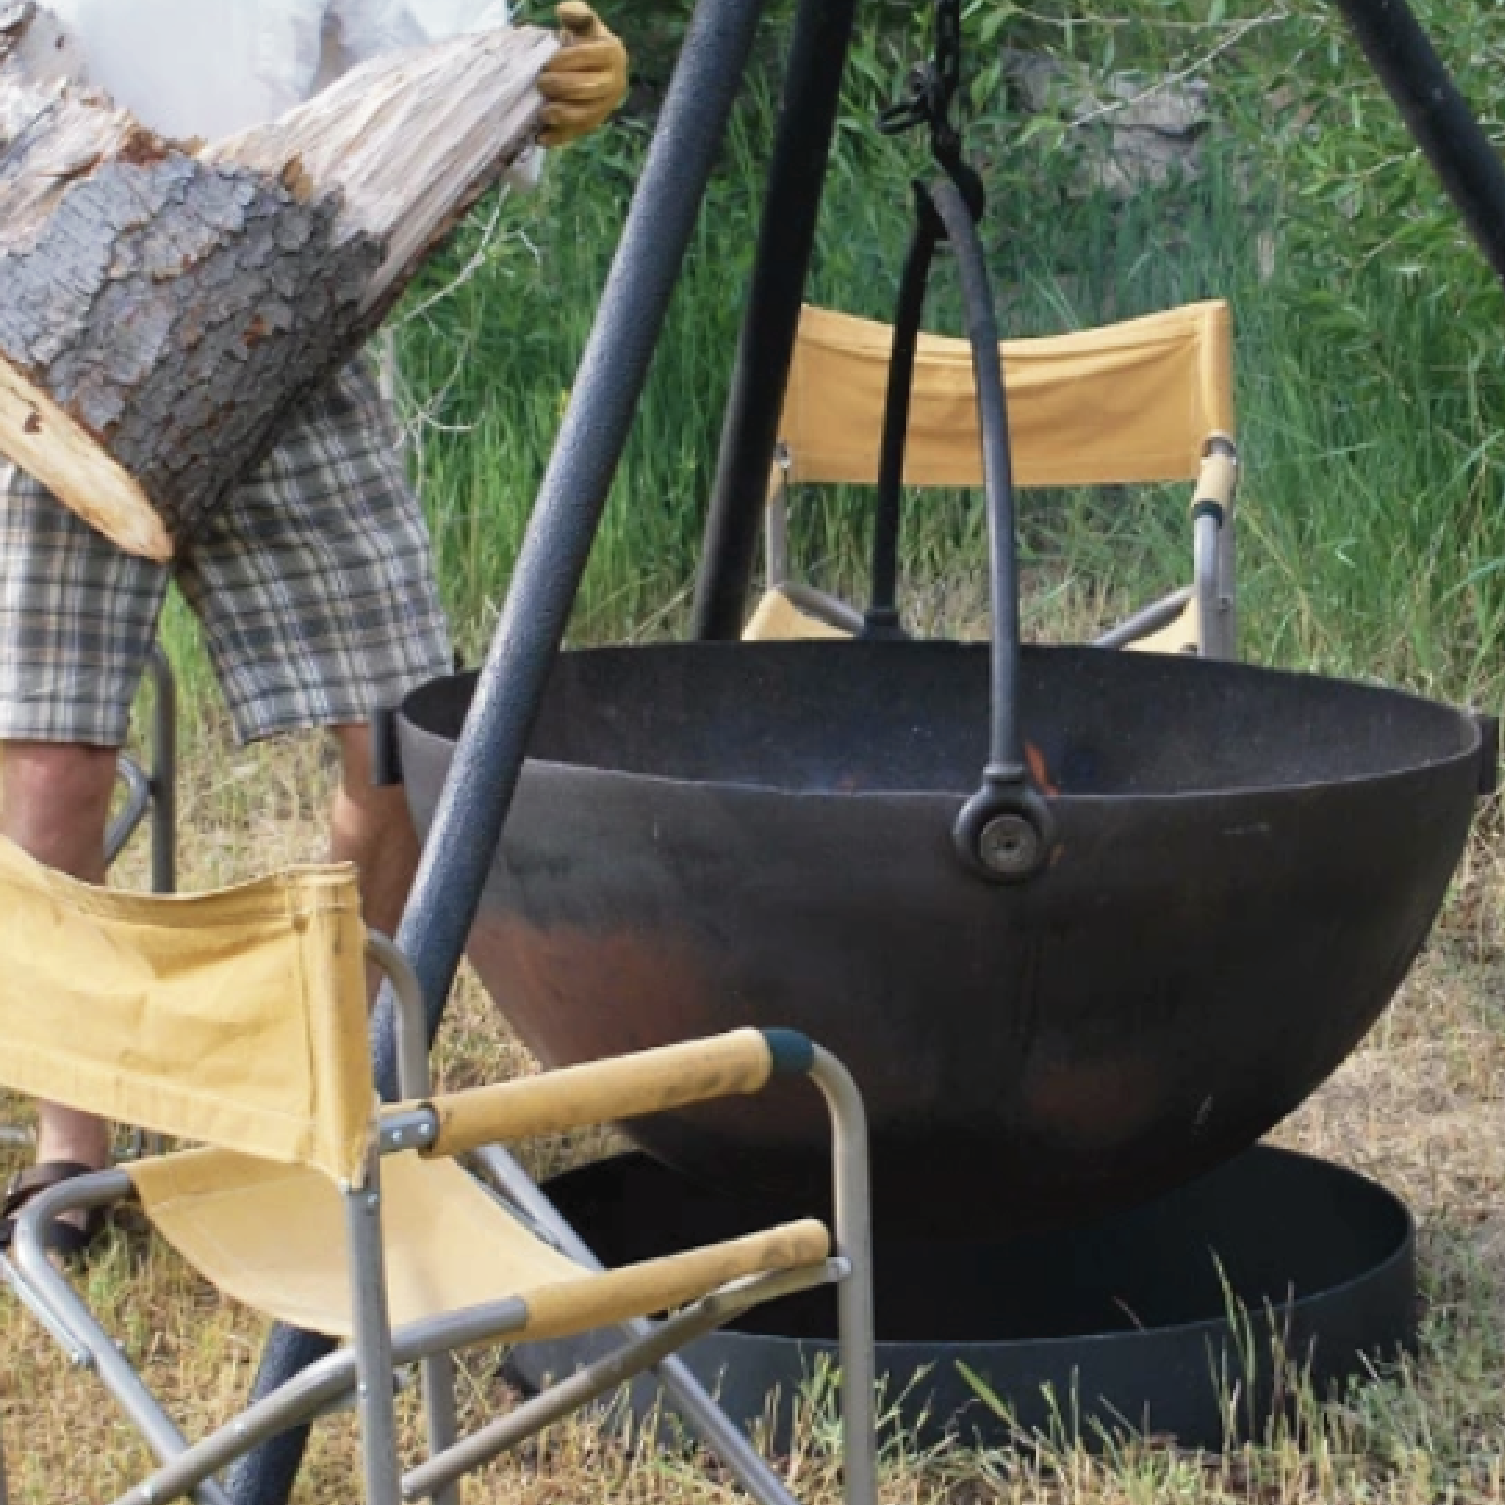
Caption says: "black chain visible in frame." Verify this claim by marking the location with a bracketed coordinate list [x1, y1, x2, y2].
[876, 0, 980, 213]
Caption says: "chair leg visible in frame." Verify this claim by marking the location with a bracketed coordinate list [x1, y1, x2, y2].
[810, 1048, 878, 1505]
[1218, 496, 1238, 658]
[10, 1175, 233, 1505]
[1192, 511, 1223, 659]
[145, 643, 177, 895]
[420, 1354, 460, 1505]
[345, 1161, 402, 1505]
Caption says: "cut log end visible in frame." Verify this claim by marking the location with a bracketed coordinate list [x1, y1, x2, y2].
[0, 356, 171, 560]
[0, 20, 552, 557]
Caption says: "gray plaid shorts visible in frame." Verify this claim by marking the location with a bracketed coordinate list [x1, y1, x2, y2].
[0, 359, 452, 746]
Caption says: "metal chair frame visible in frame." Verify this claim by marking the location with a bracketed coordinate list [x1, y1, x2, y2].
[105, 644, 177, 890]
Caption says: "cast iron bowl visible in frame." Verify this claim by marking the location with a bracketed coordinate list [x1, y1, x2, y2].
[398, 641, 1484, 1236]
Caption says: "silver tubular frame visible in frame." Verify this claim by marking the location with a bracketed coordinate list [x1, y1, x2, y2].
[778, 581, 868, 635]
[1217, 449, 1239, 656]
[10, 1172, 232, 1505]
[810, 1045, 876, 1505]
[367, 932, 461, 1505]
[764, 446, 793, 587]
[1194, 438, 1238, 661]
[1192, 510, 1226, 659]
[347, 1143, 402, 1505]
[104, 644, 177, 890]
[769, 417, 1239, 668]
[0, 1248, 93, 1363]
[7, 1165, 544, 1505]
[1091, 585, 1196, 651]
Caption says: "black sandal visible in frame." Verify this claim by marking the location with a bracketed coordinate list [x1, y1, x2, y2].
[0, 1160, 109, 1260]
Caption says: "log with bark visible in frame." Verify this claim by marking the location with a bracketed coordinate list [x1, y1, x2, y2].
[0, 2, 556, 559]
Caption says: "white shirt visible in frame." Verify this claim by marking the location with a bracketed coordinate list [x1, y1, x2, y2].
[44, 0, 515, 140]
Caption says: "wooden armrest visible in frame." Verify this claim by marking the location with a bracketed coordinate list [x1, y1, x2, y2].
[413, 1027, 814, 1159]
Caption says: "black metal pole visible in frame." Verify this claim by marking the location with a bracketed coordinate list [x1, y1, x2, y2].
[228, 0, 770, 1496]
[1330, 0, 1505, 289]
[691, 0, 862, 639]
[865, 190, 941, 635]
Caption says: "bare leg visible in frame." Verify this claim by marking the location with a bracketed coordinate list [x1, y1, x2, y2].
[328, 724, 421, 992]
[0, 742, 119, 1175]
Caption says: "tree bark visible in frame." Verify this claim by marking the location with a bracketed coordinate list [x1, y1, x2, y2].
[0, 3, 555, 559]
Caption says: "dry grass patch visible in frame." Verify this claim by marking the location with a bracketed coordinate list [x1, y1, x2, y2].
[1, 722, 1503, 1502]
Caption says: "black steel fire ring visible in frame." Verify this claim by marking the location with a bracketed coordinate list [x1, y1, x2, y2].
[507, 1144, 1415, 1451]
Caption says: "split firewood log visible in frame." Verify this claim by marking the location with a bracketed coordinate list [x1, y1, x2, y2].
[0, 1, 555, 560]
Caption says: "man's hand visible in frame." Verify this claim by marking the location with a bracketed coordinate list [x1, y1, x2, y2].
[537, 2, 627, 148]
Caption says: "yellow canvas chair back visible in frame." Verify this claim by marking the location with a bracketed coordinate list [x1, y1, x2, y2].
[0, 834, 373, 1185]
[779, 300, 1232, 488]
[754, 300, 1238, 656]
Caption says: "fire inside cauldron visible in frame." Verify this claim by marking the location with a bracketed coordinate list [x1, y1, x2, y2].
[398, 640, 1488, 1236]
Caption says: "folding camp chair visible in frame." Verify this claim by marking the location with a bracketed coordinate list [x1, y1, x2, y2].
[748, 300, 1238, 658]
[0, 835, 876, 1505]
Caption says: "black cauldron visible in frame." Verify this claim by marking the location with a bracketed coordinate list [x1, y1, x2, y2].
[398, 640, 1486, 1235]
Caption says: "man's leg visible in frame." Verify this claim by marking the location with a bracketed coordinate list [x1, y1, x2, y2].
[179, 359, 449, 970]
[329, 722, 421, 947]
[0, 742, 120, 1174]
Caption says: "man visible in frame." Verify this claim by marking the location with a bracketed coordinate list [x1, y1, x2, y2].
[0, 0, 628, 1256]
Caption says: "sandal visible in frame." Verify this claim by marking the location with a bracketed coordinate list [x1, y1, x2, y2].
[0, 1160, 109, 1261]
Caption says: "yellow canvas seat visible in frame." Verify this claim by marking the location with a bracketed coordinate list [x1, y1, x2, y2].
[130, 1148, 825, 1342]
[749, 300, 1238, 657]
[0, 834, 875, 1505]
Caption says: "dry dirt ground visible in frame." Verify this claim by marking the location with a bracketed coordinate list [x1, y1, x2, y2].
[1, 718, 1503, 1504]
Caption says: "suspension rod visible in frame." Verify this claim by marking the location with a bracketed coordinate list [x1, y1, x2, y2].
[1329, 0, 1505, 290]
[692, 0, 862, 639]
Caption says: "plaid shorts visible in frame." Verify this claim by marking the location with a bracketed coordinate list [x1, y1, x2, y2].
[0, 359, 452, 746]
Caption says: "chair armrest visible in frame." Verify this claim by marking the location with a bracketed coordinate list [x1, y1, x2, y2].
[407, 1027, 815, 1160]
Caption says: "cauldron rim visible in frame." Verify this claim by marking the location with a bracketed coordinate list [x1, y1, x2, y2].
[401, 639, 1482, 803]
[508, 751, 1477, 804]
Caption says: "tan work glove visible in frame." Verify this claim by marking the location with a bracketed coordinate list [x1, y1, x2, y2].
[537, 2, 628, 147]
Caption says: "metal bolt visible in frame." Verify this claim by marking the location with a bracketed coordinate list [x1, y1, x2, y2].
[977, 814, 1039, 877]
